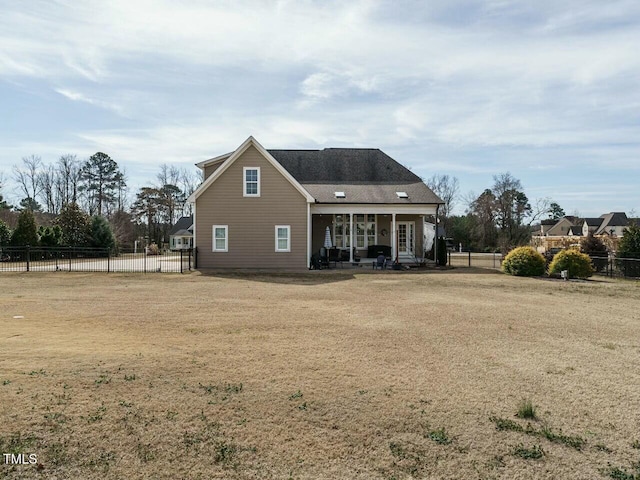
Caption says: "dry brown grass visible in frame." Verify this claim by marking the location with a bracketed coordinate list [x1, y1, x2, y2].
[1, 270, 639, 479]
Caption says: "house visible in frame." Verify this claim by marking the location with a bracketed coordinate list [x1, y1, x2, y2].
[532, 211, 636, 253]
[168, 216, 193, 250]
[543, 216, 578, 236]
[594, 212, 628, 236]
[581, 218, 602, 236]
[187, 136, 443, 269]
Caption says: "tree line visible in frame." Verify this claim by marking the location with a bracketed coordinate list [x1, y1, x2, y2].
[0, 153, 202, 250]
[426, 172, 566, 252]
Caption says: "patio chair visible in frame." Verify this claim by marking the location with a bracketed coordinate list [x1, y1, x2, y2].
[328, 248, 343, 268]
[373, 254, 387, 270]
[319, 248, 330, 269]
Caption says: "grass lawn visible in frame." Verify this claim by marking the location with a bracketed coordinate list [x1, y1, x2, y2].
[1, 270, 639, 479]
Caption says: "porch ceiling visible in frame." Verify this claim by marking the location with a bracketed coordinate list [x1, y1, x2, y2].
[311, 204, 438, 215]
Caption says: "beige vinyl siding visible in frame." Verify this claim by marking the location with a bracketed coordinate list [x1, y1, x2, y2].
[195, 145, 308, 269]
[203, 161, 224, 180]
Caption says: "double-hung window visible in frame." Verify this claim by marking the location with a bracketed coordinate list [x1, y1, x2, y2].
[212, 225, 228, 252]
[352, 214, 377, 249]
[275, 225, 290, 252]
[243, 167, 260, 197]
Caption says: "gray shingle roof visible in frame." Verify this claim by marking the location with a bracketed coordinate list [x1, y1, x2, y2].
[584, 217, 602, 227]
[596, 212, 628, 234]
[268, 149, 442, 204]
[169, 216, 193, 236]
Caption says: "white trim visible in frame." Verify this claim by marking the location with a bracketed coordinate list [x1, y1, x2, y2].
[311, 204, 438, 215]
[307, 203, 311, 266]
[275, 225, 291, 252]
[349, 213, 354, 262]
[195, 152, 233, 169]
[391, 213, 396, 261]
[212, 225, 228, 252]
[187, 136, 315, 203]
[243, 166, 261, 197]
[193, 207, 197, 251]
[396, 221, 415, 256]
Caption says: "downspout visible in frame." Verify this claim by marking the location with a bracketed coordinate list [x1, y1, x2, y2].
[434, 204, 439, 265]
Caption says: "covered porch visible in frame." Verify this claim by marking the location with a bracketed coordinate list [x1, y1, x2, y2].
[309, 204, 438, 266]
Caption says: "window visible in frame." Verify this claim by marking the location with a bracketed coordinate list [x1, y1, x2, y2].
[333, 214, 350, 248]
[355, 214, 376, 249]
[243, 167, 260, 197]
[396, 191, 408, 198]
[355, 214, 365, 248]
[366, 214, 376, 247]
[212, 225, 228, 252]
[275, 225, 290, 252]
[334, 191, 345, 198]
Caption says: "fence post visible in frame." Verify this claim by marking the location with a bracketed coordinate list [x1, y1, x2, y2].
[26, 245, 30, 272]
[189, 249, 192, 271]
[493, 252, 496, 269]
[107, 249, 110, 273]
[468, 250, 471, 267]
[144, 250, 146, 274]
[180, 249, 183, 273]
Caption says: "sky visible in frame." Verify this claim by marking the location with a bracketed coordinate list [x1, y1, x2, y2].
[1, 0, 639, 217]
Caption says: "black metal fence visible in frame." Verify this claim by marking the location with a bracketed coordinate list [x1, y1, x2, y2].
[447, 250, 640, 279]
[588, 255, 640, 279]
[0, 246, 193, 273]
[448, 251, 503, 269]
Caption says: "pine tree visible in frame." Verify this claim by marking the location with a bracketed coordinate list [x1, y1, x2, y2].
[0, 220, 11, 246]
[79, 152, 125, 216]
[88, 216, 116, 251]
[56, 203, 89, 246]
[10, 209, 39, 246]
[580, 232, 607, 256]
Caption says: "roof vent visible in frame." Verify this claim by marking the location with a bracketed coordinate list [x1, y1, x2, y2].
[396, 191, 409, 198]
[335, 191, 346, 198]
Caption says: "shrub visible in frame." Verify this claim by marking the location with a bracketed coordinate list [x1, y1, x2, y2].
[146, 243, 160, 255]
[548, 249, 594, 279]
[502, 246, 545, 277]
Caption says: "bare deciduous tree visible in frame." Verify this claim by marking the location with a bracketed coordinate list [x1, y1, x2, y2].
[13, 155, 43, 203]
[57, 154, 81, 208]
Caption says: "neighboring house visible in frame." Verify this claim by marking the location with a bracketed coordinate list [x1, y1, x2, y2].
[567, 226, 582, 236]
[532, 212, 635, 253]
[539, 219, 558, 236]
[544, 216, 577, 236]
[595, 212, 628, 236]
[187, 136, 443, 269]
[168, 215, 193, 250]
[582, 218, 602, 236]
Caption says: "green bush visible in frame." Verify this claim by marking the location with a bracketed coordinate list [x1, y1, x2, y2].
[502, 246, 546, 277]
[548, 249, 594, 279]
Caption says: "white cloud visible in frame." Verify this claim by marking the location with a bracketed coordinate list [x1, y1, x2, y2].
[1, 1, 640, 214]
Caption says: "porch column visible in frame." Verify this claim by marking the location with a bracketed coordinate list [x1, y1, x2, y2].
[391, 213, 396, 262]
[349, 213, 354, 262]
[307, 204, 312, 268]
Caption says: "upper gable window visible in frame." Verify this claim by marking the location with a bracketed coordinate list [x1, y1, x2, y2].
[243, 167, 260, 197]
[335, 191, 345, 198]
[396, 191, 409, 198]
